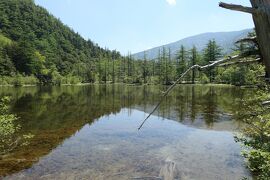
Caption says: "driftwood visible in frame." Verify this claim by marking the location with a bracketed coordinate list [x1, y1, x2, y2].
[138, 55, 242, 130]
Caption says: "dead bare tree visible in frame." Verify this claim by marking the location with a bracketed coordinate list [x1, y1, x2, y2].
[219, 0, 270, 78]
[138, 1, 270, 130]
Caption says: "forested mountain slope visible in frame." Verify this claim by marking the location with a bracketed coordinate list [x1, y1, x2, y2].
[0, 0, 120, 83]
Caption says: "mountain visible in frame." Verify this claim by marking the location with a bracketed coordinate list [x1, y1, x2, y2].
[0, 0, 120, 82]
[133, 29, 253, 60]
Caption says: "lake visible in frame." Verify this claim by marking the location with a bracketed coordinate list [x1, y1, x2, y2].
[0, 85, 255, 180]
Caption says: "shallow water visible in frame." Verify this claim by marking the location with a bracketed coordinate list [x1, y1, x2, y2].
[0, 85, 255, 179]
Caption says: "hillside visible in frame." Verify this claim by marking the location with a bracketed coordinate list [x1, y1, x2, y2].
[133, 29, 253, 60]
[0, 0, 120, 83]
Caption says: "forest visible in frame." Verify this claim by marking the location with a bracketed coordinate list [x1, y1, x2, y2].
[0, 0, 264, 86]
[0, 0, 121, 85]
[0, 0, 270, 179]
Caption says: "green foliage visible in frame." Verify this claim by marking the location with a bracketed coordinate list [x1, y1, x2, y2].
[0, 97, 18, 134]
[63, 75, 81, 85]
[49, 67, 63, 85]
[203, 40, 223, 82]
[0, 0, 120, 83]
[12, 74, 38, 86]
[0, 34, 16, 76]
[216, 64, 264, 86]
[0, 97, 33, 155]
[0, 34, 12, 46]
[200, 73, 210, 84]
[0, 75, 38, 86]
[203, 40, 223, 64]
[235, 90, 270, 179]
[0, 0, 264, 86]
[215, 30, 263, 86]
[176, 45, 188, 76]
[157, 47, 175, 85]
[190, 46, 200, 83]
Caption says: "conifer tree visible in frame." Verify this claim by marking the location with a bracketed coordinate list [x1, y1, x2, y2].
[176, 45, 188, 77]
[190, 46, 199, 84]
[203, 40, 223, 82]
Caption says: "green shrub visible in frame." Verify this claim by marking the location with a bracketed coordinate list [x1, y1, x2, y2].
[235, 90, 270, 179]
[0, 97, 33, 155]
[123, 76, 133, 84]
[51, 70, 63, 85]
[61, 74, 82, 85]
[71, 76, 81, 84]
[22, 75, 38, 85]
[11, 74, 23, 86]
[0, 77, 8, 86]
[149, 76, 160, 84]
[217, 64, 264, 86]
[0, 75, 38, 86]
[200, 73, 210, 84]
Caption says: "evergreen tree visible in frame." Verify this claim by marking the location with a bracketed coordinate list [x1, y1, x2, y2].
[176, 45, 188, 77]
[112, 57, 115, 83]
[143, 51, 148, 84]
[203, 40, 223, 82]
[167, 48, 175, 84]
[158, 49, 162, 84]
[190, 46, 199, 84]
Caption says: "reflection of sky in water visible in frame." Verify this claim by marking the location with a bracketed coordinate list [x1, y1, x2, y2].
[5, 109, 251, 180]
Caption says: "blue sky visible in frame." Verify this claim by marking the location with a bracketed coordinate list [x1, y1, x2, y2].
[35, 0, 254, 54]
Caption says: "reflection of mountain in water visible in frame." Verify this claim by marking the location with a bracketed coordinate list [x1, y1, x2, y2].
[0, 85, 256, 176]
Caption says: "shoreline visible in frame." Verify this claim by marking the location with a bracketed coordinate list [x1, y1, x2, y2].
[0, 83, 256, 88]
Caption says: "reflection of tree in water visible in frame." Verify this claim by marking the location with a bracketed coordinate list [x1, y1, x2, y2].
[151, 85, 256, 129]
[0, 85, 129, 176]
[202, 87, 219, 127]
[0, 85, 257, 176]
[190, 86, 198, 123]
[0, 85, 257, 130]
[0, 97, 33, 158]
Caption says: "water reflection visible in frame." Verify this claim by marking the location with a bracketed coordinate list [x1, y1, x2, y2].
[0, 85, 255, 179]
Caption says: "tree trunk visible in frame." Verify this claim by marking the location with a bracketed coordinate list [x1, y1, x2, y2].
[220, 0, 270, 80]
[192, 69, 195, 84]
[251, 0, 270, 79]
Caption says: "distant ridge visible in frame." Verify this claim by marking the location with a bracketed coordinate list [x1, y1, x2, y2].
[133, 28, 253, 60]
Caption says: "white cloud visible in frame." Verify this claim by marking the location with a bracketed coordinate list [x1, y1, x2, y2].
[166, 0, 176, 6]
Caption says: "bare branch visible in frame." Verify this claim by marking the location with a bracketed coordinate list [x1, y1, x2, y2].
[241, 50, 260, 57]
[138, 55, 241, 130]
[199, 55, 240, 69]
[262, 101, 270, 106]
[219, 2, 258, 14]
[235, 36, 257, 44]
[138, 65, 200, 130]
[218, 58, 261, 67]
